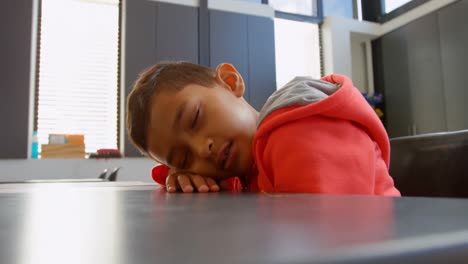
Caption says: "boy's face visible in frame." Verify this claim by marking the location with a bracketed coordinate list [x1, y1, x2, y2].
[145, 64, 259, 180]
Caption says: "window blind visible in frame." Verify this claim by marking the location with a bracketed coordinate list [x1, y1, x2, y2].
[37, 0, 120, 154]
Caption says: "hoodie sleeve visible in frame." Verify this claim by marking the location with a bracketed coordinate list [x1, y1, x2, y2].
[253, 74, 400, 196]
[261, 114, 388, 194]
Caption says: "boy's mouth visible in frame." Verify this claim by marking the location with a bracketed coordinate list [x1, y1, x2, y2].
[217, 141, 233, 170]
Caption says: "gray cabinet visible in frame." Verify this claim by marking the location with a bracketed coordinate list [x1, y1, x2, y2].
[210, 10, 276, 111]
[0, 0, 33, 158]
[380, 27, 412, 138]
[155, 2, 199, 63]
[247, 15, 277, 111]
[124, 0, 199, 156]
[405, 13, 447, 134]
[376, 1, 468, 138]
[210, 10, 250, 103]
[125, 0, 157, 92]
[438, 0, 468, 131]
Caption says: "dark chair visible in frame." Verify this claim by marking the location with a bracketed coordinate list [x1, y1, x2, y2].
[389, 130, 468, 198]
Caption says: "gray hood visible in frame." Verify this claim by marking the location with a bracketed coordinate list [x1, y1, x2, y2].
[258, 76, 341, 126]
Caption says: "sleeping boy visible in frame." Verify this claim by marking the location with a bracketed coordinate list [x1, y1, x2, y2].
[126, 61, 400, 196]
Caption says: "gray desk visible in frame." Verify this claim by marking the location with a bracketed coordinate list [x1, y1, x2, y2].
[1, 183, 468, 264]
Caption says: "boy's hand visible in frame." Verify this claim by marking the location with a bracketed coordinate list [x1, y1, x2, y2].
[165, 171, 220, 193]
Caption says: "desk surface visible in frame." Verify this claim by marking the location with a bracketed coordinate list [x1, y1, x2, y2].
[1, 183, 468, 264]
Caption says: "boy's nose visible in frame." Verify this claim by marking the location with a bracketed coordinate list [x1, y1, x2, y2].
[197, 138, 213, 159]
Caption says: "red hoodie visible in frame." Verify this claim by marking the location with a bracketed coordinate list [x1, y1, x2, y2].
[152, 74, 400, 196]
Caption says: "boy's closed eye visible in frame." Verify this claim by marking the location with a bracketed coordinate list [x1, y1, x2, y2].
[178, 104, 201, 169]
[191, 106, 200, 129]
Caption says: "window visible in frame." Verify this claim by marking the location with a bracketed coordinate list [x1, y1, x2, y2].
[36, 0, 120, 154]
[384, 0, 413, 13]
[322, 0, 355, 19]
[268, 0, 318, 16]
[266, 0, 322, 89]
[274, 18, 321, 89]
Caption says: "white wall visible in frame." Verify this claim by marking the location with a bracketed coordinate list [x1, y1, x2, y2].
[351, 38, 368, 93]
[322, 16, 379, 77]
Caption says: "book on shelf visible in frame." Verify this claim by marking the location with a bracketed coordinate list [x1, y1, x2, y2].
[41, 133, 86, 158]
[41, 144, 85, 158]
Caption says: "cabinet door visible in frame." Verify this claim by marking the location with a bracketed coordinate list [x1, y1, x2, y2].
[247, 16, 276, 111]
[380, 27, 413, 138]
[405, 13, 447, 134]
[124, 0, 158, 157]
[155, 2, 198, 63]
[124, 0, 156, 89]
[0, 0, 33, 158]
[209, 10, 250, 102]
[438, 0, 468, 131]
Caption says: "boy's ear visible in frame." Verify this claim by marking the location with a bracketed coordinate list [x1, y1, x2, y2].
[215, 63, 245, 97]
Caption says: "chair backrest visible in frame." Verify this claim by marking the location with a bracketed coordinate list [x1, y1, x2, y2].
[389, 130, 468, 198]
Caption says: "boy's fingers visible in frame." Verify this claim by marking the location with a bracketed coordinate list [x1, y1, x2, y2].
[189, 175, 209, 193]
[165, 174, 178, 193]
[177, 174, 194, 193]
[204, 177, 220, 192]
[165, 171, 219, 193]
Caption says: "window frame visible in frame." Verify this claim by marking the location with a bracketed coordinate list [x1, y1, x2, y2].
[264, 0, 324, 85]
[362, 0, 432, 23]
[34, 0, 122, 154]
